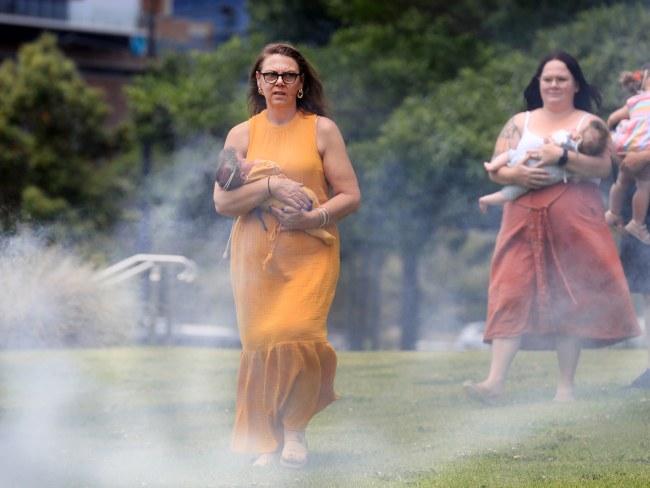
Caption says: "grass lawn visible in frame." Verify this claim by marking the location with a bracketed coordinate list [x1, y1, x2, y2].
[0, 347, 648, 487]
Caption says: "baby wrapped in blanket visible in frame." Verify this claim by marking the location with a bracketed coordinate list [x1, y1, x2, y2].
[216, 148, 335, 262]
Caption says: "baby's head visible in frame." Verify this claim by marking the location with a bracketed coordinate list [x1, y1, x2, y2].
[576, 119, 609, 156]
[619, 64, 650, 94]
[215, 148, 251, 190]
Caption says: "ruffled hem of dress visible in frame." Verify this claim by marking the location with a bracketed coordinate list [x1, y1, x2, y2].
[484, 330, 641, 350]
[231, 340, 338, 453]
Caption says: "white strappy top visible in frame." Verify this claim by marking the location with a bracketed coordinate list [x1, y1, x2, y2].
[511, 111, 597, 183]
[516, 111, 588, 152]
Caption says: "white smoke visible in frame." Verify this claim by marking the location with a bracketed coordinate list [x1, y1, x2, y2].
[0, 232, 139, 348]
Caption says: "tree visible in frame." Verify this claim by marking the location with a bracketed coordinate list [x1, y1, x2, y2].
[530, 2, 650, 117]
[0, 34, 128, 235]
[314, 10, 486, 141]
[362, 51, 533, 349]
[126, 36, 255, 148]
[246, 0, 340, 46]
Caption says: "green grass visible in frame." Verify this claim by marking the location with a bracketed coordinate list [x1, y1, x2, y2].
[0, 348, 649, 487]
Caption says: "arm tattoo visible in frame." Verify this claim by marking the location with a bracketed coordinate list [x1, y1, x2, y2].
[492, 118, 521, 158]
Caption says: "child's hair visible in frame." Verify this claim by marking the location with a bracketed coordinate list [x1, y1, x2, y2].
[619, 64, 650, 94]
[578, 119, 609, 156]
[215, 148, 244, 190]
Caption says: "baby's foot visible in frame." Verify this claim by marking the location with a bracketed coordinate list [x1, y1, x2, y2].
[478, 197, 489, 214]
[484, 161, 497, 172]
[604, 210, 623, 229]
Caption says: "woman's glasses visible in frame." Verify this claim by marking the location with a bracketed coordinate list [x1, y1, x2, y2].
[259, 71, 301, 85]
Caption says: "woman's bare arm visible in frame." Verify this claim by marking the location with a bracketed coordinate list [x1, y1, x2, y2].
[213, 122, 311, 217]
[534, 115, 612, 179]
[318, 117, 361, 219]
[270, 117, 361, 230]
[607, 105, 629, 130]
[488, 113, 555, 188]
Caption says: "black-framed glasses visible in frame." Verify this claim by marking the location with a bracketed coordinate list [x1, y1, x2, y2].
[258, 71, 302, 85]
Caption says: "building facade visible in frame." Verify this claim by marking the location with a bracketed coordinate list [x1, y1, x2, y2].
[0, 0, 248, 124]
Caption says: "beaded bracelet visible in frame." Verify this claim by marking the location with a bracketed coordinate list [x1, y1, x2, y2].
[318, 207, 330, 228]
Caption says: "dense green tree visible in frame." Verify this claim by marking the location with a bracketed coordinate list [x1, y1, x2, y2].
[531, 2, 650, 117]
[246, 0, 340, 46]
[126, 36, 255, 148]
[314, 11, 486, 141]
[368, 52, 533, 348]
[0, 34, 128, 234]
[477, 0, 641, 47]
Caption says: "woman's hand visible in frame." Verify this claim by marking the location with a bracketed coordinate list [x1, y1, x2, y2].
[529, 139, 563, 168]
[269, 206, 317, 230]
[508, 161, 555, 189]
[269, 176, 312, 211]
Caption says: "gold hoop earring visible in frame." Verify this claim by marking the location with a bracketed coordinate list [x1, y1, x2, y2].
[297, 88, 304, 99]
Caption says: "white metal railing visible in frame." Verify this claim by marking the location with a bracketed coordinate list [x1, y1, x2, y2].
[94, 253, 197, 286]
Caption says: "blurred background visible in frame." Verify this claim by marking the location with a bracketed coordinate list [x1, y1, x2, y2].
[1, 0, 648, 351]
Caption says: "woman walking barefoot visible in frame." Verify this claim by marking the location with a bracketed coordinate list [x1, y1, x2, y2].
[465, 51, 640, 403]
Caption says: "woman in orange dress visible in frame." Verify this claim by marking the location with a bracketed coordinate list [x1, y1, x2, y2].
[213, 43, 360, 468]
[464, 51, 640, 403]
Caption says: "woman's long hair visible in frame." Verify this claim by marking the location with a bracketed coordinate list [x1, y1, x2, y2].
[248, 43, 328, 117]
[523, 51, 602, 113]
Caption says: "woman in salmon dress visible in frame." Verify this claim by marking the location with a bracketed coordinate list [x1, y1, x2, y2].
[213, 43, 360, 468]
[464, 51, 640, 403]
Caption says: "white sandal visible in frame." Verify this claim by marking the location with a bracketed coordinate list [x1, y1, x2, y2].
[252, 452, 277, 467]
[280, 430, 308, 469]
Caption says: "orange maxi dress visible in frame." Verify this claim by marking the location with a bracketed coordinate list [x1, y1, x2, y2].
[230, 110, 339, 453]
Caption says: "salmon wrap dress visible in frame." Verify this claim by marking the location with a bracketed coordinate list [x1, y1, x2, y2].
[485, 114, 640, 349]
[230, 110, 339, 453]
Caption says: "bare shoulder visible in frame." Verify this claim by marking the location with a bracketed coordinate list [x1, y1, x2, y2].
[512, 111, 527, 123]
[316, 116, 342, 138]
[497, 111, 525, 140]
[579, 111, 605, 125]
[509, 111, 527, 129]
[224, 120, 250, 155]
[316, 116, 346, 155]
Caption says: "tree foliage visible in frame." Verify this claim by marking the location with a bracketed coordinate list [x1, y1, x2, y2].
[314, 10, 486, 141]
[246, 0, 340, 46]
[531, 2, 650, 116]
[0, 34, 128, 234]
[126, 36, 255, 147]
